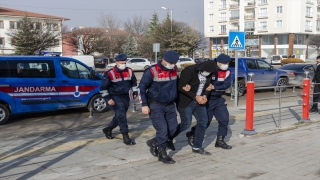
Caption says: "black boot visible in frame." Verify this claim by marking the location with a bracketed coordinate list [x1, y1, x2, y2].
[309, 104, 318, 113]
[122, 133, 136, 145]
[186, 131, 194, 147]
[215, 136, 232, 149]
[166, 140, 176, 151]
[102, 127, 113, 139]
[146, 137, 158, 157]
[158, 148, 175, 164]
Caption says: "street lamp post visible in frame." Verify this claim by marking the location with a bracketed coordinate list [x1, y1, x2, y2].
[161, 7, 173, 49]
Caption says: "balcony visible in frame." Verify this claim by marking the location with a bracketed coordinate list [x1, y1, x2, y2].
[230, 3, 239, 9]
[245, 1, 256, 9]
[258, 26, 268, 31]
[219, 5, 227, 10]
[305, 25, 312, 32]
[258, 13, 268, 18]
[244, 27, 255, 31]
[230, 16, 240, 21]
[219, 17, 227, 22]
[245, 14, 255, 20]
[306, 0, 313, 4]
[306, 12, 313, 18]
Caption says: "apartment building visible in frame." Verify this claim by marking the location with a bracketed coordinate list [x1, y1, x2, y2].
[0, 6, 69, 55]
[204, 0, 319, 59]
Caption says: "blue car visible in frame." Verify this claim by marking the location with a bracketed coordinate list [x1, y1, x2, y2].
[0, 56, 108, 125]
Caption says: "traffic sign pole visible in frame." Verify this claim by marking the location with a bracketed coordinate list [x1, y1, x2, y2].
[234, 50, 238, 107]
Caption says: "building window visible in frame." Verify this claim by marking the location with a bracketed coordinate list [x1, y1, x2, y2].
[306, 20, 312, 31]
[262, 35, 274, 45]
[276, 6, 282, 14]
[277, 34, 288, 45]
[209, 26, 214, 32]
[220, 12, 226, 21]
[317, 21, 320, 31]
[306, 7, 312, 17]
[0, 21, 3, 28]
[0, 37, 4, 45]
[260, 0, 268, 4]
[230, 10, 239, 20]
[294, 34, 306, 45]
[275, 20, 282, 28]
[47, 23, 58, 31]
[220, 25, 226, 34]
[10, 21, 21, 29]
[219, 0, 226, 9]
[245, 21, 255, 31]
[259, 21, 267, 31]
[259, 8, 267, 18]
[209, 1, 214, 8]
[209, 13, 214, 20]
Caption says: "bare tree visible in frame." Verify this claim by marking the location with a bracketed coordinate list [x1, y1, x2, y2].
[6, 15, 61, 55]
[123, 15, 148, 36]
[309, 34, 320, 55]
[63, 27, 106, 55]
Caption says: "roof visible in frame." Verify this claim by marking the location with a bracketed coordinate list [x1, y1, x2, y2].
[0, 6, 70, 20]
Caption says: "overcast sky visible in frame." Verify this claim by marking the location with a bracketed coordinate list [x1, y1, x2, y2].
[0, 0, 204, 32]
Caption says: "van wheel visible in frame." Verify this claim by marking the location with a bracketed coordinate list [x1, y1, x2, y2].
[276, 78, 287, 92]
[88, 94, 108, 113]
[0, 104, 9, 125]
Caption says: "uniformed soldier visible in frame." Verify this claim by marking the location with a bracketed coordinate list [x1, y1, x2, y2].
[100, 54, 138, 145]
[139, 50, 179, 164]
[186, 54, 233, 149]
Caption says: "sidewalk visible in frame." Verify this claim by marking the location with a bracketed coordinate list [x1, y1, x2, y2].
[0, 101, 319, 180]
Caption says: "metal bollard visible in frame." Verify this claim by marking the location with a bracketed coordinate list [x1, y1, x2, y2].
[241, 73, 257, 135]
[273, 88, 277, 95]
[292, 87, 295, 92]
[89, 108, 93, 118]
[300, 72, 311, 122]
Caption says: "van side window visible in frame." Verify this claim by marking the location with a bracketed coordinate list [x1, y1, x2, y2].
[257, 60, 271, 70]
[60, 60, 90, 79]
[246, 60, 258, 69]
[0, 61, 9, 77]
[8, 60, 55, 78]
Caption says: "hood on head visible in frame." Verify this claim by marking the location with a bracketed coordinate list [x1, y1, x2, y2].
[196, 60, 217, 73]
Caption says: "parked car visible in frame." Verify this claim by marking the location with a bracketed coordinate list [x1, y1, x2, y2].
[278, 63, 315, 88]
[176, 57, 195, 69]
[106, 58, 151, 71]
[0, 56, 108, 125]
[226, 58, 289, 96]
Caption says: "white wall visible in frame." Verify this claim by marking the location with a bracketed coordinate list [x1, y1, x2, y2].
[0, 16, 63, 55]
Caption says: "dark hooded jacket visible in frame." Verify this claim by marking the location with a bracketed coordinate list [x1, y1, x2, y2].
[176, 60, 217, 109]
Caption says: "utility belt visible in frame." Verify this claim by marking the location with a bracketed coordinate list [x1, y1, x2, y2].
[148, 99, 174, 106]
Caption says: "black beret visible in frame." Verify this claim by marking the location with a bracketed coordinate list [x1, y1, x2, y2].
[115, 54, 127, 61]
[216, 54, 231, 64]
[163, 50, 179, 63]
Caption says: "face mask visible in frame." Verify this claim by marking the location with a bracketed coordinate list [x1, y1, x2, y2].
[201, 71, 210, 76]
[165, 63, 175, 69]
[220, 64, 229, 70]
[117, 64, 126, 70]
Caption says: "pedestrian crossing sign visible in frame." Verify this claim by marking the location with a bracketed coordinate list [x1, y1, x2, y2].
[228, 31, 245, 50]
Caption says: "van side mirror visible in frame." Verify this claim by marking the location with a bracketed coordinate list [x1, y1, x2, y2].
[90, 70, 96, 79]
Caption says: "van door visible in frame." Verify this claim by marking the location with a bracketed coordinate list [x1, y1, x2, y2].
[9, 59, 59, 112]
[245, 59, 261, 86]
[57, 59, 100, 109]
[0, 60, 15, 113]
[256, 60, 277, 86]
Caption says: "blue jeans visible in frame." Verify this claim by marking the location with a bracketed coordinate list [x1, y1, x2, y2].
[177, 100, 208, 148]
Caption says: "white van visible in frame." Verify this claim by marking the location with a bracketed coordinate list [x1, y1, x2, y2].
[63, 55, 95, 70]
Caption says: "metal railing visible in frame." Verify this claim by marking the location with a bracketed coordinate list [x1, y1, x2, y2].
[241, 72, 313, 135]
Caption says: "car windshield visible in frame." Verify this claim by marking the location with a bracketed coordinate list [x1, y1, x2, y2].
[179, 58, 191, 62]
